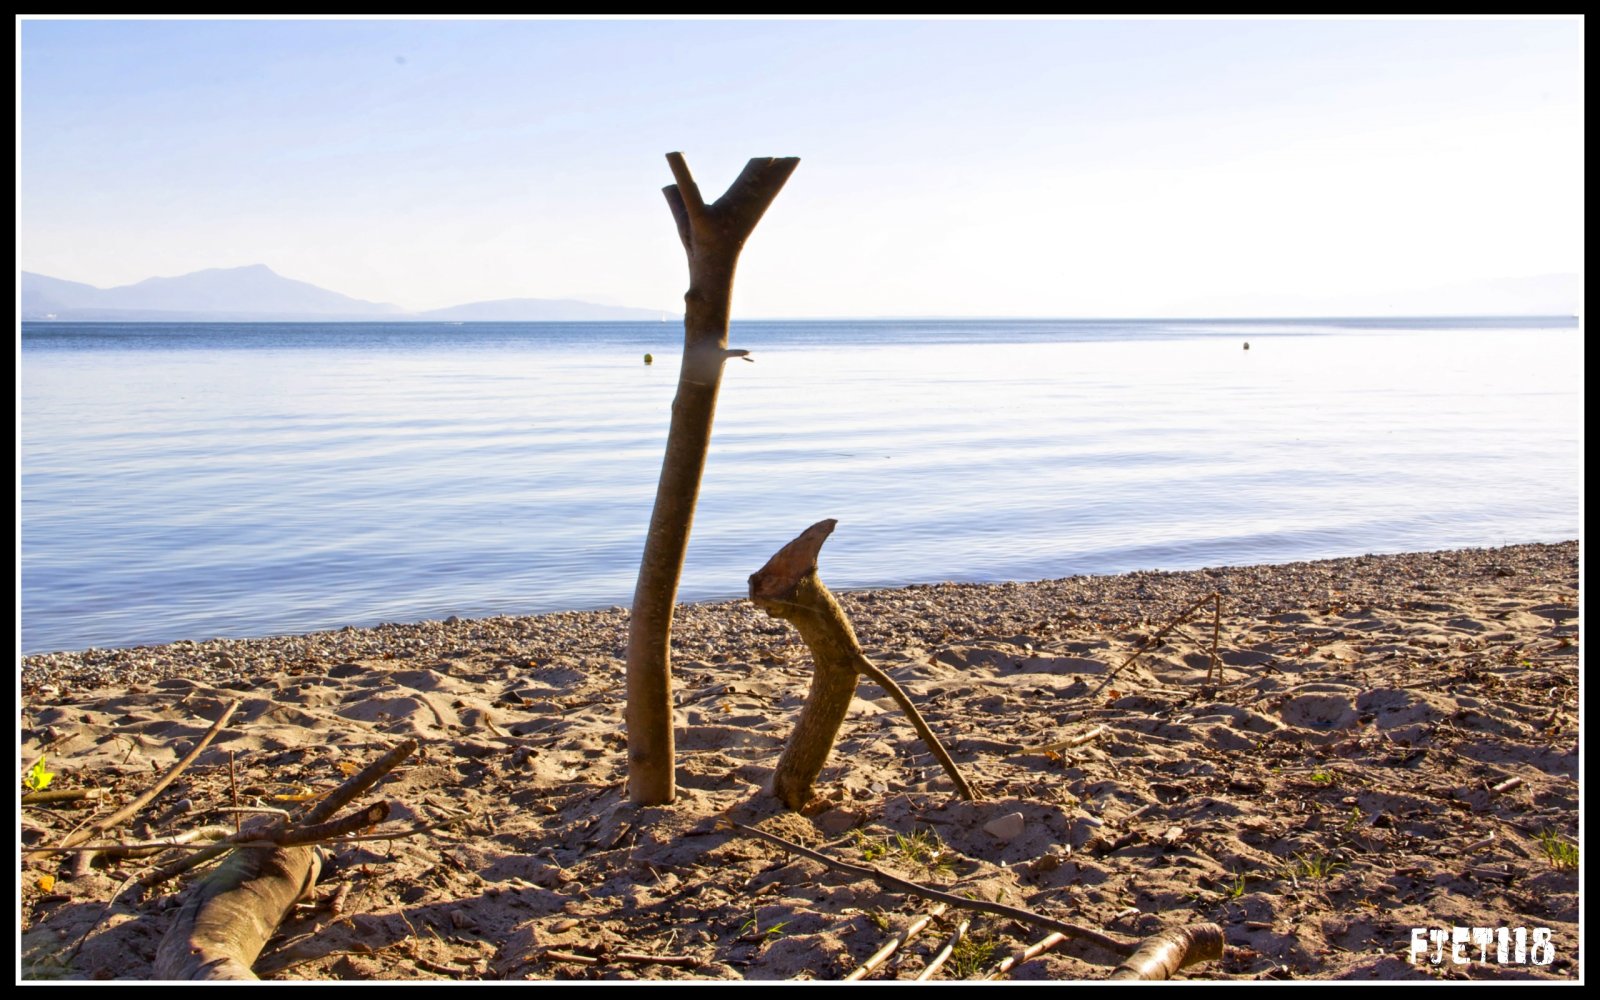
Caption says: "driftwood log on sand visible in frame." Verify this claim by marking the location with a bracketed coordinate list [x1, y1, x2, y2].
[150, 742, 416, 979]
[154, 844, 321, 980]
[1107, 922, 1227, 980]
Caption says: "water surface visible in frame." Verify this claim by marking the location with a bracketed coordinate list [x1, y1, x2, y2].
[20, 317, 1581, 653]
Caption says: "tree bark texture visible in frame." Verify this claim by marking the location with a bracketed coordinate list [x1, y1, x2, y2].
[626, 152, 799, 805]
[154, 844, 321, 980]
[1106, 923, 1226, 980]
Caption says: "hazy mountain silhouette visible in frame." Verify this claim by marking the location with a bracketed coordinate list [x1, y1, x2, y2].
[21, 265, 672, 322]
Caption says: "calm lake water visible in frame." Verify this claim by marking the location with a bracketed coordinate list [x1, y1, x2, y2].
[19, 317, 1582, 654]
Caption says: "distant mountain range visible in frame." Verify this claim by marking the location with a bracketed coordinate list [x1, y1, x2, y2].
[20, 265, 673, 322]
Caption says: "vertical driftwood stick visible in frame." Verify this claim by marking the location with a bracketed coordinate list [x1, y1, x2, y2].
[750, 520, 976, 808]
[627, 152, 800, 806]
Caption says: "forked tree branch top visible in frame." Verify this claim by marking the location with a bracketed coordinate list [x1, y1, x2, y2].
[662, 152, 801, 255]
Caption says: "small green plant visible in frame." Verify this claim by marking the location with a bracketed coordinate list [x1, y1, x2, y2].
[853, 828, 954, 876]
[1341, 806, 1364, 832]
[1309, 770, 1336, 786]
[738, 910, 790, 943]
[1224, 872, 1250, 900]
[1286, 852, 1347, 882]
[24, 757, 54, 793]
[946, 933, 997, 979]
[854, 830, 889, 863]
[1536, 830, 1578, 870]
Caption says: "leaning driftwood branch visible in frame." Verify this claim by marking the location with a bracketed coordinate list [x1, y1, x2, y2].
[276, 802, 390, 846]
[1107, 922, 1226, 980]
[749, 520, 976, 808]
[731, 820, 1137, 959]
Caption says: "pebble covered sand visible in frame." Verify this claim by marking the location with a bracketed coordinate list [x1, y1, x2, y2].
[20, 541, 1580, 980]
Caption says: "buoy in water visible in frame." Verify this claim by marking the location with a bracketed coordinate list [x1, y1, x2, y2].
[644, 353, 654, 365]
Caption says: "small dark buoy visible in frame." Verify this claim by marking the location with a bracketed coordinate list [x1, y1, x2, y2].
[1243, 341, 1250, 351]
[643, 353, 653, 365]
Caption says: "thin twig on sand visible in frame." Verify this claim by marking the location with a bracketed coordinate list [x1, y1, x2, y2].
[730, 820, 1137, 959]
[1088, 594, 1221, 699]
[844, 903, 947, 981]
[39, 699, 241, 858]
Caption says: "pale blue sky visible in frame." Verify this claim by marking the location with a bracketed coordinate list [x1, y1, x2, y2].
[17, 17, 1584, 317]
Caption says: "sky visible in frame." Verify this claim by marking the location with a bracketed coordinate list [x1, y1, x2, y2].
[16, 16, 1585, 318]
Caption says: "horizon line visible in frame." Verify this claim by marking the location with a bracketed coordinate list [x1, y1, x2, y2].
[20, 313, 1581, 324]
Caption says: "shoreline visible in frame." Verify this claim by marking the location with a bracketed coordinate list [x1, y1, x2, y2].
[22, 540, 1579, 698]
[21, 539, 1579, 980]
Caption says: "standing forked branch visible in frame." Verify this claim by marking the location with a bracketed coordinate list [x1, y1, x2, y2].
[626, 152, 800, 805]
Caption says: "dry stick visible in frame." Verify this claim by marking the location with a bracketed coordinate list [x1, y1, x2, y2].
[915, 917, 970, 981]
[290, 814, 467, 846]
[627, 151, 800, 807]
[1087, 594, 1220, 700]
[327, 881, 352, 916]
[276, 802, 390, 846]
[40, 699, 241, 858]
[294, 740, 416, 827]
[611, 952, 702, 969]
[37, 825, 233, 859]
[1107, 922, 1226, 981]
[986, 931, 1067, 980]
[855, 659, 977, 801]
[845, 903, 948, 981]
[216, 806, 293, 819]
[1210, 593, 1222, 686]
[545, 950, 701, 969]
[544, 950, 600, 966]
[141, 742, 417, 889]
[22, 788, 106, 806]
[1008, 724, 1108, 757]
[731, 821, 1138, 959]
[229, 751, 240, 836]
[138, 804, 420, 888]
[750, 520, 976, 807]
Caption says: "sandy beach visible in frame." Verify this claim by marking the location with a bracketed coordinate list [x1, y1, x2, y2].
[19, 541, 1579, 981]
